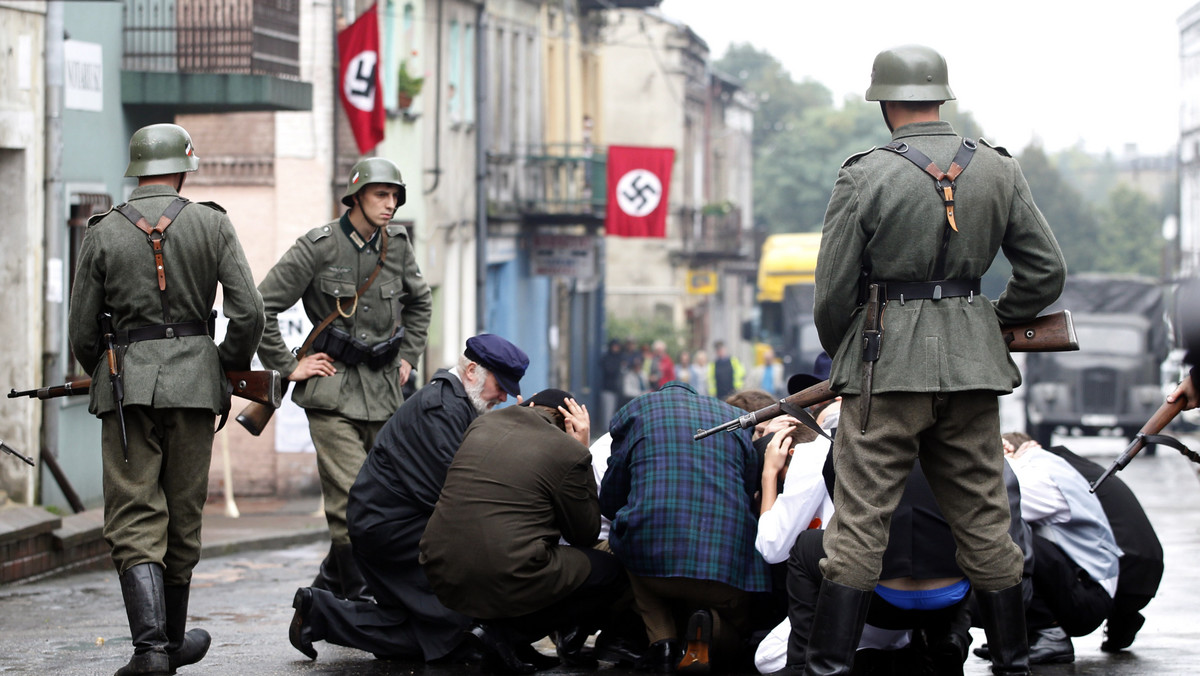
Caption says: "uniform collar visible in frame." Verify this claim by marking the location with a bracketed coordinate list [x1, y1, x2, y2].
[128, 184, 180, 200]
[340, 212, 381, 252]
[891, 120, 956, 141]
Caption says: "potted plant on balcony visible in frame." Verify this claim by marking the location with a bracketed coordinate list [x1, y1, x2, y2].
[396, 60, 424, 111]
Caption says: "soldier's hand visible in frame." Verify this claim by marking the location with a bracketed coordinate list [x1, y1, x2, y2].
[289, 352, 336, 381]
[1168, 373, 1200, 411]
[398, 358, 413, 386]
[560, 397, 590, 446]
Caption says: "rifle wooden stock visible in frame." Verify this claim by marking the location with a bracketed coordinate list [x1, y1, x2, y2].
[235, 398, 279, 437]
[9, 370, 282, 409]
[694, 380, 837, 440]
[1091, 396, 1185, 492]
[1000, 310, 1079, 352]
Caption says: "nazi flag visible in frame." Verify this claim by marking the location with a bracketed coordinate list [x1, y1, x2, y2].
[338, 4, 384, 154]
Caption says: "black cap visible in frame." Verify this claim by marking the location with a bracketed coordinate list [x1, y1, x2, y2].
[465, 334, 529, 397]
[787, 351, 833, 395]
[526, 388, 575, 410]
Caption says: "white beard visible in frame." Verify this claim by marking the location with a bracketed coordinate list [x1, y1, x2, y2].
[464, 372, 491, 414]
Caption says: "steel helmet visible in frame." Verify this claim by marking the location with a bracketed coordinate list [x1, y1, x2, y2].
[865, 45, 955, 102]
[124, 123, 200, 177]
[341, 157, 407, 207]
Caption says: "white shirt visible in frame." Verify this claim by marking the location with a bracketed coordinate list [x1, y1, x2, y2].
[755, 437, 835, 564]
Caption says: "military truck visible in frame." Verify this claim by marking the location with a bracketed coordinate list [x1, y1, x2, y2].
[1023, 274, 1168, 447]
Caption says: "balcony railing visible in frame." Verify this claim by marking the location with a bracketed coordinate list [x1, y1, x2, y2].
[680, 205, 748, 257]
[488, 144, 607, 225]
[123, 0, 301, 79]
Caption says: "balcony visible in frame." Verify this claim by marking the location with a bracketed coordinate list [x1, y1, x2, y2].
[488, 145, 606, 228]
[121, 0, 312, 112]
[679, 203, 750, 260]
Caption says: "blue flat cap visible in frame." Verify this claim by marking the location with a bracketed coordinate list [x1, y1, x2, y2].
[465, 334, 529, 397]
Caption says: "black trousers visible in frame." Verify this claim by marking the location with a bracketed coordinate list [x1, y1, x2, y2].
[497, 547, 630, 644]
[786, 529, 969, 667]
[1026, 534, 1113, 637]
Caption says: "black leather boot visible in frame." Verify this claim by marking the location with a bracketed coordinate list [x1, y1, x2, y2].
[115, 563, 170, 676]
[310, 543, 341, 596]
[331, 543, 373, 603]
[164, 584, 210, 673]
[975, 585, 1031, 675]
[803, 579, 871, 676]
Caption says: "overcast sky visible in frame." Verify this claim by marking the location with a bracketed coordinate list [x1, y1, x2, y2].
[657, 0, 1197, 157]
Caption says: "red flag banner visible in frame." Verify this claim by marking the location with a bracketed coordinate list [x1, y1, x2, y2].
[338, 4, 384, 154]
[606, 145, 675, 238]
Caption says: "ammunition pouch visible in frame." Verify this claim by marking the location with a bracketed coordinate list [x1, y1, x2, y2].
[312, 326, 405, 370]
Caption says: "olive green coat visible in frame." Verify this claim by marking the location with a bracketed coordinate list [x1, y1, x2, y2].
[68, 185, 265, 414]
[256, 216, 432, 421]
[814, 121, 1067, 395]
[420, 405, 600, 619]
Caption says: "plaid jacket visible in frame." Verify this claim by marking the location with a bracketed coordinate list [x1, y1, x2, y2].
[599, 381, 770, 592]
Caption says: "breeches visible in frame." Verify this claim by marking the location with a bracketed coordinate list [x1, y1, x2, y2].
[306, 410, 382, 544]
[821, 391, 1023, 592]
[102, 406, 214, 584]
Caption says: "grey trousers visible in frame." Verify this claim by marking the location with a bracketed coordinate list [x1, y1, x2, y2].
[821, 391, 1023, 593]
[306, 410, 383, 545]
[102, 407, 214, 585]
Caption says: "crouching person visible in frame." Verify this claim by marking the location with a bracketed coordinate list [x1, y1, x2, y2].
[420, 389, 628, 674]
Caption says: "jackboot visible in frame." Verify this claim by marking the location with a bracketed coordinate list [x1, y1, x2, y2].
[331, 542, 373, 603]
[974, 585, 1031, 676]
[802, 579, 871, 676]
[115, 563, 170, 676]
[164, 584, 210, 673]
[310, 543, 342, 597]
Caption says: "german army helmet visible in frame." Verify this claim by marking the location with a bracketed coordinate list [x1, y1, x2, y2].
[124, 123, 200, 177]
[865, 45, 955, 102]
[342, 157, 407, 207]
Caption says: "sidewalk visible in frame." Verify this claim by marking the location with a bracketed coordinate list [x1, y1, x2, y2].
[200, 494, 328, 558]
[0, 493, 328, 586]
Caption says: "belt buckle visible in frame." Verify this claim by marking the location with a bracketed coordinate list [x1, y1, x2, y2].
[932, 284, 942, 301]
[165, 327, 176, 339]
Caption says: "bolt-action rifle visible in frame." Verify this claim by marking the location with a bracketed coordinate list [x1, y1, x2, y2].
[1090, 397, 1200, 493]
[694, 310, 1080, 441]
[9, 370, 283, 410]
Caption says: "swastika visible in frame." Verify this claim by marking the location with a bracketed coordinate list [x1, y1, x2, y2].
[344, 51, 379, 112]
[615, 169, 663, 217]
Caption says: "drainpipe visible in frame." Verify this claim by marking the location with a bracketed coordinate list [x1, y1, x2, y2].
[474, 1, 487, 333]
[40, 0, 65, 506]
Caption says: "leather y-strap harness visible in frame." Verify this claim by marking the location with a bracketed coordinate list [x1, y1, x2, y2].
[297, 225, 390, 361]
[882, 138, 977, 281]
[116, 197, 190, 324]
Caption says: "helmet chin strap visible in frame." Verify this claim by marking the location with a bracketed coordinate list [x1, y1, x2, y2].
[880, 102, 894, 133]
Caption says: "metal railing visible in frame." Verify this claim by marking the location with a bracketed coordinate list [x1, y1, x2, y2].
[488, 144, 607, 221]
[122, 0, 301, 78]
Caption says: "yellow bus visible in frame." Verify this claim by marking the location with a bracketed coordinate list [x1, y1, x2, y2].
[750, 232, 823, 372]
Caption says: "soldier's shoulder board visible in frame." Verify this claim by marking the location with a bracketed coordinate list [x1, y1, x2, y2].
[197, 200, 227, 214]
[978, 138, 1011, 157]
[842, 147, 878, 168]
[386, 223, 410, 239]
[86, 205, 116, 227]
[306, 224, 335, 243]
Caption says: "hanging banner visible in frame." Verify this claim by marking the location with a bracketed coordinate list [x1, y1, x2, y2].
[338, 4, 384, 154]
[606, 145, 675, 238]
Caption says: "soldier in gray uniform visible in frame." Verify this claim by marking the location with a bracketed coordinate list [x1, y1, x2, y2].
[256, 157, 432, 602]
[806, 45, 1066, 676]
[68, 123, 265, 675]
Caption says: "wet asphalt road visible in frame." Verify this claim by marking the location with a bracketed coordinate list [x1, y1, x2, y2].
[1, 434, 1199, 675]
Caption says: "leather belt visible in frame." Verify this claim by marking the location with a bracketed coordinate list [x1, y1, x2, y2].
[118, 318, 212, 344]
[879, 279, 979, 303]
